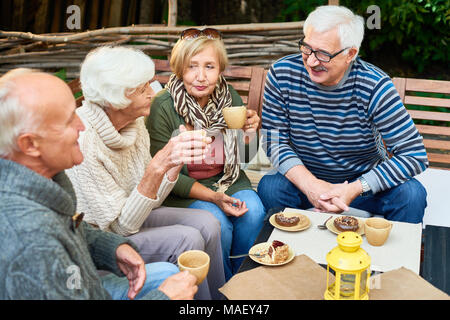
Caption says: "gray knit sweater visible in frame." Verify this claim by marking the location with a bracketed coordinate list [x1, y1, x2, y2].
[0, 158, 168, 300]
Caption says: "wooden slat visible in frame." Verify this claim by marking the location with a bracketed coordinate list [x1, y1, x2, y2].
[259, 69, 269, 120]
[405, 78, 450, 94]
[154, 74, 170, 85]
[408, 109, 450, 122]
[153, 59, 171, 72]
[101, 0, 112, 28]
[428, 153, 450, 164]
[108, 0, 123, 27]
[50, 0, 64, 33]
[405, 95, 450, 108]
[392, 77, 406, 101]
[423, 226, 450, 294]
[73, 0, 87, 30]
[416, 124, 450, 136]
[423, 139, 450, 151]
[227, 81, 250, 91]
[34, 0, 50, 34]
[89, 0, 101, 30]
[248, 66, 265, 113]
[223, 65, 253, 78]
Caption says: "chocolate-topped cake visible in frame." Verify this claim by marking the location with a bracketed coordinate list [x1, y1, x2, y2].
[274, 212, 300, 227]
[333, 216, 359, 232]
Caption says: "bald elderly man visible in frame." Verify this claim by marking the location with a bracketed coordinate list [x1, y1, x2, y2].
[0, 69, 197, 300]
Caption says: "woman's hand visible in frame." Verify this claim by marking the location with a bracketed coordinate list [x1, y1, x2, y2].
[243, 109, 260, 133]
[140, 125, 211, 197]
[212, 192, 248, 217]
[154, 125, 212, 171]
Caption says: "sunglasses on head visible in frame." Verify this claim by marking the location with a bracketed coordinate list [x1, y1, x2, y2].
[180, 28, 222, 40]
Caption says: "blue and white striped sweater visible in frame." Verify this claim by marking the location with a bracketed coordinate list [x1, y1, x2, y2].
[261, 54, 428, 194]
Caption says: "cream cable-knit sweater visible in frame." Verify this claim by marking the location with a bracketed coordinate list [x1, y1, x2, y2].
[66, 101, 177, 236]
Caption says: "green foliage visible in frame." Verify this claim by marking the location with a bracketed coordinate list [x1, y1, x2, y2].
[275, 0, 327, 22]
[54, 69, 66, 81]
[343, 0, 450, 73]
[277, 0, 450, 75]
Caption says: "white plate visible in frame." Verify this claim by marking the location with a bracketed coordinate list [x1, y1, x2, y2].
[269, 212, 311, 232]
[249, 242, 295, 266]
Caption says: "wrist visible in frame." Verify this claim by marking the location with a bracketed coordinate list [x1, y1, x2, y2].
[148, 156, 169, 176]
[209, 191, 220, 204]
[357, 177, 372, 196]
[166, 166, 181, 182]
[286, 165, 317, 193]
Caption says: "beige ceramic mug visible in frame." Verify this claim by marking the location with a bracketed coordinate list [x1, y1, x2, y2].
[177, 250, 210, 285]
[364, 217, 393, 246]
[222, 106, 247, 129]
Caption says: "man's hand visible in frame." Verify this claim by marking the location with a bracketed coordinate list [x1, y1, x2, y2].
[317, 180, 362, 213]
[158, 271, 198, 300]
[285, 165, 351, 213]
[115, 244, 147, 300]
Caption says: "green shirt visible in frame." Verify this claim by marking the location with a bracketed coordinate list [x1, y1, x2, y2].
[146, 87, 256, 208]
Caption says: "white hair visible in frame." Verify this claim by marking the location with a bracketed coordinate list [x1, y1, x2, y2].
[0, 68, 41, 158]
[303, 5, 365, 60]
[80, 46, 155, 110]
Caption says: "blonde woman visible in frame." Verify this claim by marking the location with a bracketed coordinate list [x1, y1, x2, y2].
[146, 29, 266, 280]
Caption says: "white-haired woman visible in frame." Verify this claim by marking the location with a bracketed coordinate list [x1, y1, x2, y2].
[66, 46, 226, 300]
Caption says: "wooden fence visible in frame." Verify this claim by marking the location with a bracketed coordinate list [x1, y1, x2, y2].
[0, 21, 304, 79]
[0, 0, 162, 33]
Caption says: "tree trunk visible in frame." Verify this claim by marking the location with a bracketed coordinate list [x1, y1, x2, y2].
[168, 0, 177, 27]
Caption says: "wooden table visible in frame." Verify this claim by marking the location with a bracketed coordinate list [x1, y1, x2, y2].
[239, 208, 422, 274]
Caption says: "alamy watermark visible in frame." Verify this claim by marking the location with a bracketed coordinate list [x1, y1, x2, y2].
[66, 265, 82, 290]
[366, 5, 381, 30]
[66, 5, 81, 30]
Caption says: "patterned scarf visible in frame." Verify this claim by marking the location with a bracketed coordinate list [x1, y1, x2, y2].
[166, 74, 240, 193]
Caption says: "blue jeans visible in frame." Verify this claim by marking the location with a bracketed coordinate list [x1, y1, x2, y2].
[101, 262, 179, 300]
[188, 189, 266, 281]
[257, 172, 427, 223]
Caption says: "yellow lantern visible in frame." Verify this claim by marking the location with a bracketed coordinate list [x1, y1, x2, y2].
[324, 231, 371, 300]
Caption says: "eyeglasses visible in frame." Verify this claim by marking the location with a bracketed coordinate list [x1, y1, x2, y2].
[180, 28, 222, 40]
[298, 36, 349, 63]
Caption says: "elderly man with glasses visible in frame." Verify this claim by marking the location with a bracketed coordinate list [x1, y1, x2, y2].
[257, 5, 428, 223]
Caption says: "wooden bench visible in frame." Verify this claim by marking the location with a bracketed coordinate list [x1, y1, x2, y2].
[391, 77, 450, 228]
[392, 77, 450, 169]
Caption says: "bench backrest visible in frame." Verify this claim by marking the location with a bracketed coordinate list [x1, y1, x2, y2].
[392, 77, 450, 168]
[68, 59, 266, 117]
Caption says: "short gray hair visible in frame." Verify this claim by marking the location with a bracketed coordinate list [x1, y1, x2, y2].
[303, 5, 365, 60]
[0, 68, 41, 158]
[80, 46, 156, 110]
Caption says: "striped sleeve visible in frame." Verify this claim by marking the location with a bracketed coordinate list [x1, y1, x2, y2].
[362, 77, 429, 193]
[261, 65, 304, 175]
